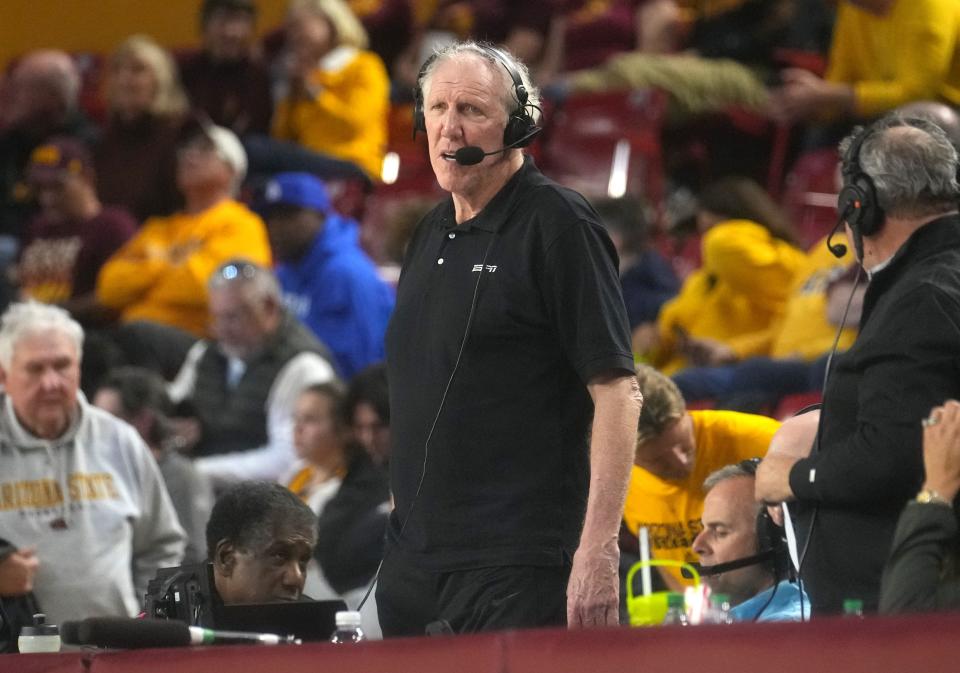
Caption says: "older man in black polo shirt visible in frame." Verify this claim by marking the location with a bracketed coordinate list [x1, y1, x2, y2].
[379, 42, 641, 636]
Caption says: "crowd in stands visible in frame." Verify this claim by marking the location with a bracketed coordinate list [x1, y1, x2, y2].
[4, 0, 960, 649]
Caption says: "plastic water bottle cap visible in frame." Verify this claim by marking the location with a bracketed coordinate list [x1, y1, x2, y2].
[335, 610, 363, 628]
[20, 613, 59, 636]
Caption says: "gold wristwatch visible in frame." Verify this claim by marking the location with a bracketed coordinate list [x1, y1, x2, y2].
[915, 488, 951, 506]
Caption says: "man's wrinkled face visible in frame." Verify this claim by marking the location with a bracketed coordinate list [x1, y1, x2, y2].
[216, 518, 316, 605]
[0, 330, 80, 440]
[423, 55, 510, 199]
[635, 414, 696, 481]
[208, 284, 278, 360]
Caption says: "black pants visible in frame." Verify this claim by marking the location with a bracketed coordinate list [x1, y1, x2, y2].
[376, 557, 570, 637]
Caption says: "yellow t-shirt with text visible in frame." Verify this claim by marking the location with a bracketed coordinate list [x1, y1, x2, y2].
[623, 410, 780, 586]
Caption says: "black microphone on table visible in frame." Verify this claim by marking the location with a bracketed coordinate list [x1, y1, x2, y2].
[452, 127, 543, 166]
[60, 616, 298, 649]
[681, 550, 775, 578]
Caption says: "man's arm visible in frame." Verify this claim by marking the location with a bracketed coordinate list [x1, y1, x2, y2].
[755, 410, 819, 503]
[788, 291, 958, 507]
[881, 400, 960, 613]
[567, 371, 642, 627]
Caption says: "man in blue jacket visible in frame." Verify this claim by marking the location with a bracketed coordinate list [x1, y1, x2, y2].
[255, 173, 394, 378]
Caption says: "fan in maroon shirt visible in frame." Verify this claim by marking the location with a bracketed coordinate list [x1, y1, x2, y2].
[18, 137, 136, 326]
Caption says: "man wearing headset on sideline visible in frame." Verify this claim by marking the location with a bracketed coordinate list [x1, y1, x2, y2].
[756, 111, 960, 614]
[379, 42, 641, 636]
[693, 459, 806, 622]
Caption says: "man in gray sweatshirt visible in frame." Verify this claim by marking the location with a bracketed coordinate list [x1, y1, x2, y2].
[0, 302, 185, 624]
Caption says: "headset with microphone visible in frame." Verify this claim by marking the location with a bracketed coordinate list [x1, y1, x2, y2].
[832, 116, 953, 260]
[688, 459, 792, 582]
[412, 43, 542, 166]
[832, 123, 884, 261]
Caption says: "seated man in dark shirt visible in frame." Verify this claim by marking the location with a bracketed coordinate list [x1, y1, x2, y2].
[18, 136, 136, 325]
[206, 481, 317, 604]
[178, 0, 273, 136]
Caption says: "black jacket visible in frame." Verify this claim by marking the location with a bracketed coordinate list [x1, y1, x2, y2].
[880, 501, 960, 613]
[314, 450, 390, 595]
[789, 215, 960, 614]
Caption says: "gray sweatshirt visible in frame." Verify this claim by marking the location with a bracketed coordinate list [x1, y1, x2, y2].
[0, 393, 185, 623]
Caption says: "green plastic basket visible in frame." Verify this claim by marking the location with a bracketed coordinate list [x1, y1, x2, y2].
[625, 559, 700, 627]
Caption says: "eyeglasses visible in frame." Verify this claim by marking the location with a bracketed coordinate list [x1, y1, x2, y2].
[214, 259, 260, 283]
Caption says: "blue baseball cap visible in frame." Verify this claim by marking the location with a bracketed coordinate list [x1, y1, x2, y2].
[254, 172, 331, 215]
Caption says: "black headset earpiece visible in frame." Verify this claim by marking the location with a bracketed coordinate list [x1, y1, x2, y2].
[738, 458, 791, 582]
[837, 125, 884, 239]
[412, 43, 539, 148]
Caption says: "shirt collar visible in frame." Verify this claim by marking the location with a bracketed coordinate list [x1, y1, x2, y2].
[868, 213, 960, 284]
[434, 155, 537, 233]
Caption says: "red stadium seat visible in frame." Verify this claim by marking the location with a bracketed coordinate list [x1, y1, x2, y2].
[539, 90, 668, 218]
[774, 391, 823, 420]
[781, 148, 841, 250]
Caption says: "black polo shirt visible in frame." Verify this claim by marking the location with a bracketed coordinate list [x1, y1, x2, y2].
[385, 156, 635, 570]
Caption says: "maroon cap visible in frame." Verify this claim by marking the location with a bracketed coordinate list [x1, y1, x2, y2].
[27, 136, 94, 185]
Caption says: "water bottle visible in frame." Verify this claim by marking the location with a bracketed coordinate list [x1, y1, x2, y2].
[842, 598, 864, 618]
[330, 610, 365, 644]
[705, 593, 734, 624]
[18, 613, 61, 653]
[661, 592, 689, 626]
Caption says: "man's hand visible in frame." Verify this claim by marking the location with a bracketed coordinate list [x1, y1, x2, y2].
[167, 239, 202, 265]
[169, 417, 202, 454]
[756, 452, 800, 504]
[567, 537, 620, 627]
[921, 400, 960, 502]
[0, 547, 39, 596]
[768, 68, 854, 123]
[682, 336, 737, 367]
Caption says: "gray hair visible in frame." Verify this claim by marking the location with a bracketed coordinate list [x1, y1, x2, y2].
[419, 41, 542, 126]
[839, 114, 960, 220]
[15, 50, 81, 112]
[208, 259, 281, 304]
[0, 302, 84, 370]
[703, 461, 756, 493]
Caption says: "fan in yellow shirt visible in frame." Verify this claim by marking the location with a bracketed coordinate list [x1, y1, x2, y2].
[623, 365, 780, 588]
[96, 124, 271, 338]
[671, 235, 861, 405]
[770, 0, 960, 123]
[650, 177, 805, 375]
[272, 0, 389, 180]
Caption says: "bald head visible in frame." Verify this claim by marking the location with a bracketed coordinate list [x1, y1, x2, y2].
[3, 50, 80, 131]
[894, 101, 960, 149]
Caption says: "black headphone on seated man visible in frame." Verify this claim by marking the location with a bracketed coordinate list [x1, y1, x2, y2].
[412, 42, 541, 151]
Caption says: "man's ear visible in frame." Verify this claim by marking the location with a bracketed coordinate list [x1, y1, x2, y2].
[213, 539, 236, 576]
[0, 364, 8, 388]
